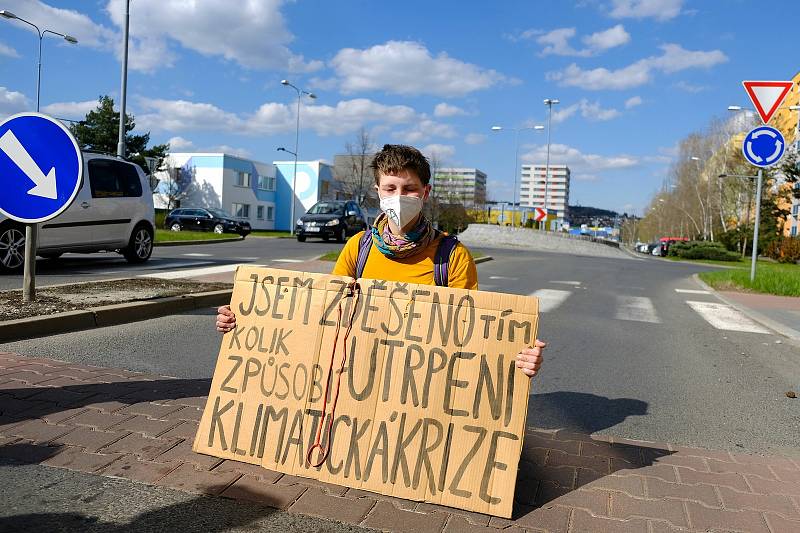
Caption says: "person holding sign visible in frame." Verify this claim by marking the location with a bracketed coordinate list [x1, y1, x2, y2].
[216, 144, 544, 377]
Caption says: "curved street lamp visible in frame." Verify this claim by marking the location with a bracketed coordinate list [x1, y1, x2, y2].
[490, 124, 544, 228]
[0, 10, 78, 112]
[281, 80, 317, 235]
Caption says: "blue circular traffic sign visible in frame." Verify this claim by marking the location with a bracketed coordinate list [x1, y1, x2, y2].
[742, 125, 786, 168]
[0, 112, 83, 223]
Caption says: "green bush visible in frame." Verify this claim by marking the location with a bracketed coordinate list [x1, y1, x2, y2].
[155, 208, 168, 230]
[668, 240, 741, 261]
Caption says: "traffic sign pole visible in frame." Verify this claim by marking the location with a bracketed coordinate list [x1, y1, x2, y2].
[750, 169, 763, 283]
[23, 225, 37, 301]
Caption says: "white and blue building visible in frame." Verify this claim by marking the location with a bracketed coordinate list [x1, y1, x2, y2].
[155, 153, 341, 231]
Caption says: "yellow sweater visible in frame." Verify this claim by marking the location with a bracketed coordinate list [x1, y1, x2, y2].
[332, 231, 479, 289]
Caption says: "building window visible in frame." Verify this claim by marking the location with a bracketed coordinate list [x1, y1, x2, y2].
[793, 204, 799, 216]
[232, 203, 250, 218]
[257, 206, 264, 220]
[267, 206, 274, 221]
[792, 225, 798, 237]
[235, 171, 251, 187]
[258, 175, 276, 191]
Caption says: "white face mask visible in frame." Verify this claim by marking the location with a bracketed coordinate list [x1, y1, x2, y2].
[379, 194, 423, 229]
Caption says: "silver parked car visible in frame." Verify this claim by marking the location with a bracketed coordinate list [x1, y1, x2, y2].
[0, 152, 155, 272]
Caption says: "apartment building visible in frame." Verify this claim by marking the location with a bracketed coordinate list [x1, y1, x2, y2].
[519, 164, 570, 221]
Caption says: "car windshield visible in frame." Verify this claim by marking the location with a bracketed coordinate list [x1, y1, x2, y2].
[307, 202, 345, 215]
[208, 209, 232, 218]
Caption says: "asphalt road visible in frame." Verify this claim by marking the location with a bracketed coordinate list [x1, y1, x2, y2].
[4, 246, 800, 456]
[0, 236, 343, 290]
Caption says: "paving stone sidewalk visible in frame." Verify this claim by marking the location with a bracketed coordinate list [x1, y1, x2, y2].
[1, 351, 799, 533]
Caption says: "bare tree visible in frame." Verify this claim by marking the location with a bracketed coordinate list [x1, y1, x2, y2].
[334, 128, 376, 207]
[155, 165, 192, 210]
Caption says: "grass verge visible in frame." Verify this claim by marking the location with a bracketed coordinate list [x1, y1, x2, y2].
[155, 229, 236, 242]
[699, 262, 800, 297]
[665, 256, 744, 267]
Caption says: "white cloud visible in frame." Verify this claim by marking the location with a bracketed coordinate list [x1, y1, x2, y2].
[206, 145, 252, 158]
[135, 96, 419, 137]
[0, 87, 30, 117]
[535, 25, 629, 57]
[329, 41, 506, 97]
[41, 100, 98, 120]
[673, 81, 707, 93]
[104, 0, 322, 73]
[434, 103, 468, 118]
[582, 25, 631, 51]
[547, 43, 727, 90]
[552, 99, 621, 123]
[520, 143, 638, 181]
[650, 43, 727, 73]
[422, 144, 456, 161]
[464, 133, 487, 145]
[609, 0, 684, 21]
[167, 136, 194, 150]
[0, 41, 19, 58]
[624, 96, 643, 108]
[399, 117, 457, 144]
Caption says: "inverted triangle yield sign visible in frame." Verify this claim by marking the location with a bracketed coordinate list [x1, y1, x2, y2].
[742, 81, 794, 124]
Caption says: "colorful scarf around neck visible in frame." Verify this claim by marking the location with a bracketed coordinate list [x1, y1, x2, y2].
[371, 213, 436, 258]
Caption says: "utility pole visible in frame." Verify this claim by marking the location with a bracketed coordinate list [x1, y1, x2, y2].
[116, 0, 130, 158]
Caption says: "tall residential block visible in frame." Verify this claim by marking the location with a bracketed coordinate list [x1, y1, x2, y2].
[519, 164, 570, 220]
[432, 168, 487, 206]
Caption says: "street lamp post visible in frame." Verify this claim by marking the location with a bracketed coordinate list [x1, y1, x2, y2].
[491, 124, 544, 228]
[0, 10, 77, 303]
[543, 98, 559, 230]
[116, 0, 130, 157]
[281, 80, 316, 236]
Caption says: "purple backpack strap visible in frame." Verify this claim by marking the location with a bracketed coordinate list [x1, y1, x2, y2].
[354, 230, 373, 279]
[433, 235, 459, 287]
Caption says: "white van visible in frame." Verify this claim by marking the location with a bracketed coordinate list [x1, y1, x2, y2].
[0, 152, 155, 273]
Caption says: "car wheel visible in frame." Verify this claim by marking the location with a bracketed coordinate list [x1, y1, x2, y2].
[296, 235, 306, 242]
[122, 224, 154, 264]
[39, 252, 63, 260]
[0, 224, 25, 273]
[170, 222, 182, 232]
[213, 224, 224, 234]
[336, 227, 347, 243]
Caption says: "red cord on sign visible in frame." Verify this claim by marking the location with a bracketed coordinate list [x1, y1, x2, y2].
[307, 281, 361, 468]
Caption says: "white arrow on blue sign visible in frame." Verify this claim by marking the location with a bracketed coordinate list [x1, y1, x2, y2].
[0, 112, 83, 224]
[742, 125, 786, 168]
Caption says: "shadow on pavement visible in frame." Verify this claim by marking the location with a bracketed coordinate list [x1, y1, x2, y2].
[0, 484, 286, 533]
[527, 391, 648, 434]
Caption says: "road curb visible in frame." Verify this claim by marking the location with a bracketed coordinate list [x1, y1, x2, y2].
[0, 289, 232, 343]
[474, 255, 493, 264]
[155, 236, 244, 247]
[692, 273, 800, 343]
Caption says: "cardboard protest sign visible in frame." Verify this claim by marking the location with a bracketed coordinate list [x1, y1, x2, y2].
[193, 266, 539, 517]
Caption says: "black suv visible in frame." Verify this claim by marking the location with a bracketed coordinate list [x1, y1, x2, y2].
[165, 208, 251, 236]
[296, 201, 367, 242]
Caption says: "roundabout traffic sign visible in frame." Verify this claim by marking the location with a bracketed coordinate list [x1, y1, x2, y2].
[0, 112, 83, 224]
[742, 125, 785, 168]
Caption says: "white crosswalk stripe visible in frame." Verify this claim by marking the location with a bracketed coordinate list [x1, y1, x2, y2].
[529, 289, 571, 313]
[686, 301, 770, 334]
[675, 288, 710, 295]
[615, 296, 661, 323]
[139, 263, 251, 279]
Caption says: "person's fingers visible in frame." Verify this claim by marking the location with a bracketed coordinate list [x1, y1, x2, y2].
[217, 305, 234, 317]
[533, 339, 547, 349]
[520, 347, 541, 357]
[217, 314, 235, 324]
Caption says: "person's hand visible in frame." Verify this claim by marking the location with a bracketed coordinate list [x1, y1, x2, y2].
[216, 305, 236, 333]
[515, 339, 545, 378]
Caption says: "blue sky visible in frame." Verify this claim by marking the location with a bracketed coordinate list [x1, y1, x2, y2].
[1, 0, 797, 215]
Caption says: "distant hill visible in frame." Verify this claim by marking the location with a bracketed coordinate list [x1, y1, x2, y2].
[568, 205, 620, 219]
